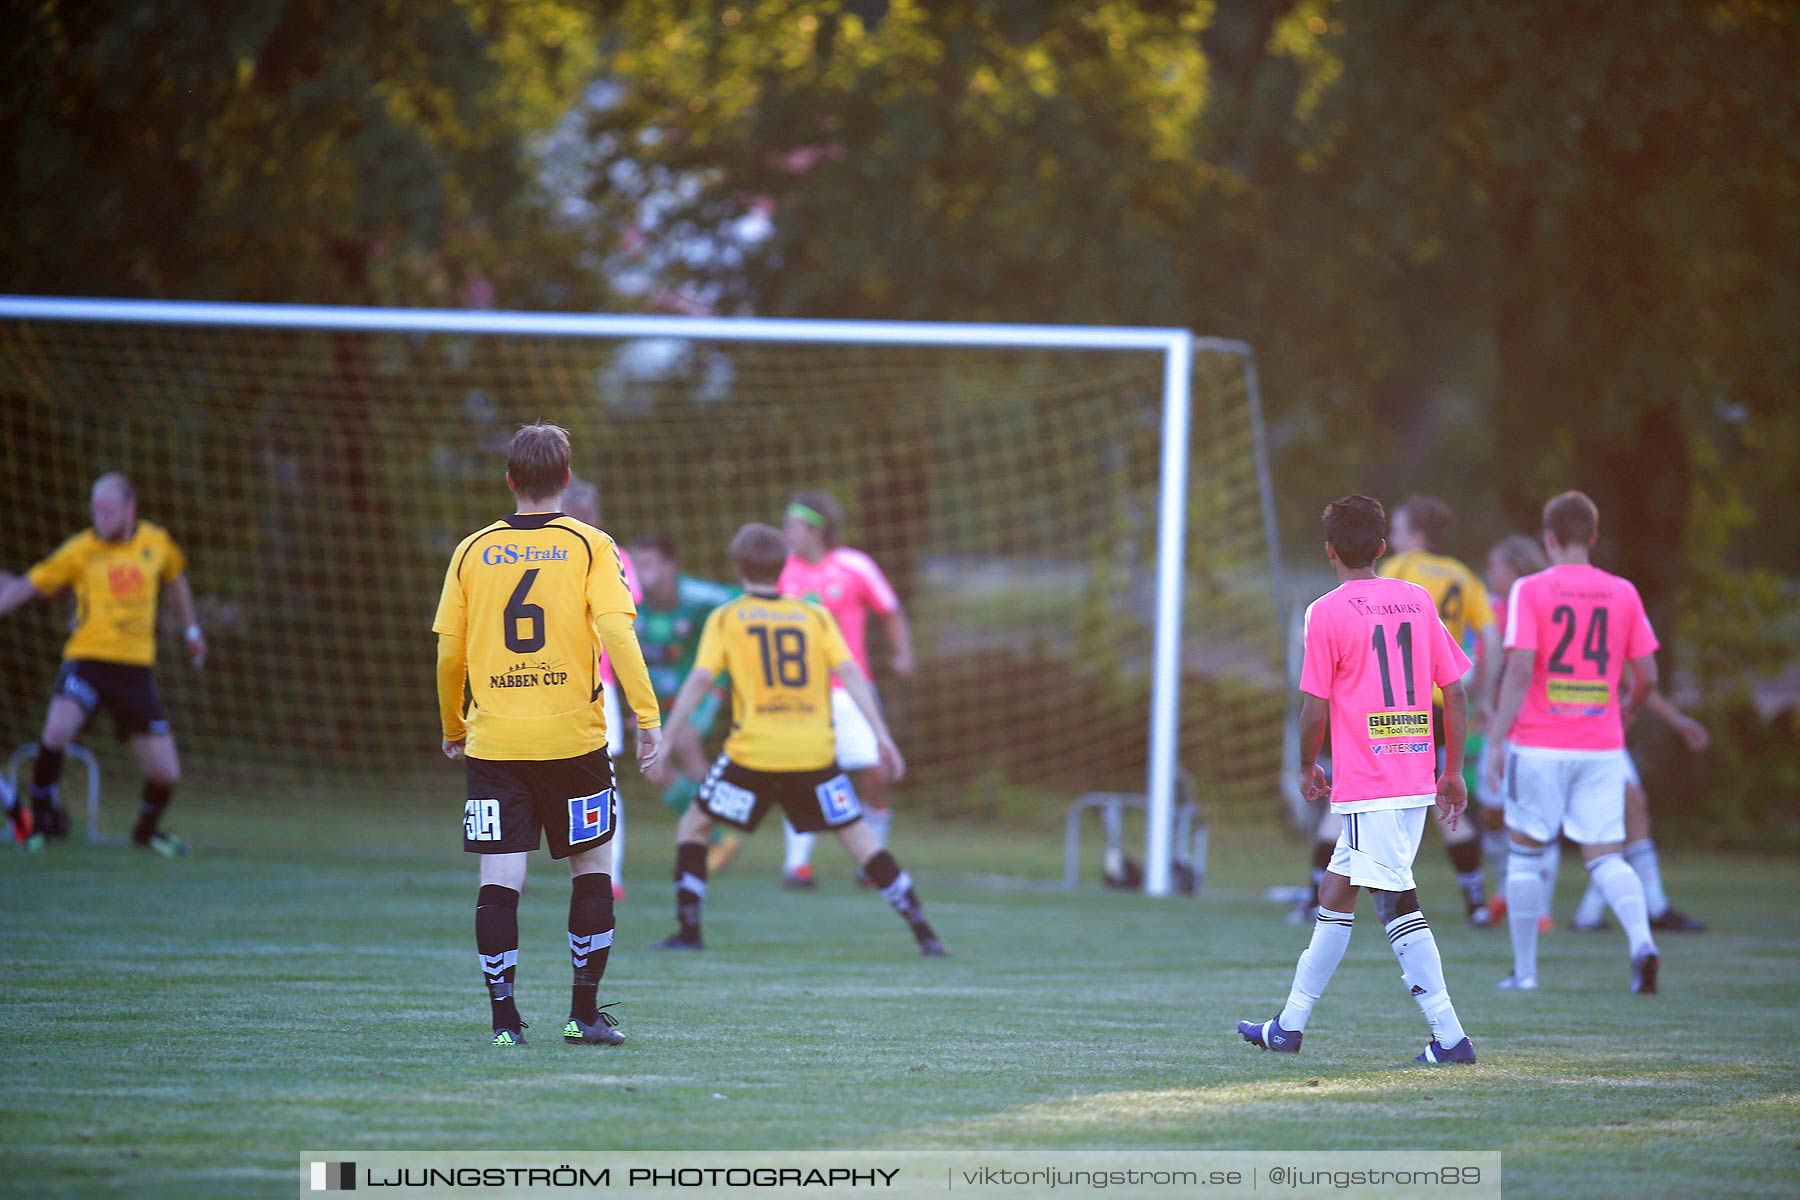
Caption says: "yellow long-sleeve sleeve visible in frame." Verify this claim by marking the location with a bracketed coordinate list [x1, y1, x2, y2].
[437, 632, 468, 742]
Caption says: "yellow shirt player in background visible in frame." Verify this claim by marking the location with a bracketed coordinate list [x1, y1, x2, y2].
[1380, 495, 1502, 926]
[648, 522, 946, 958]
[433, 423, 662, 1049]
[0, 472, 205, 855]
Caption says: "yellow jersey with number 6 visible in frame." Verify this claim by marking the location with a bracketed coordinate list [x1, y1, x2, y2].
[693, 594, 853, 772]
[432, 513, 636, 761]
[26, 521, 187, 666]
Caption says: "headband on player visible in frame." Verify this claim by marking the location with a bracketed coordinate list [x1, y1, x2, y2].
[786, 502, 827, 529]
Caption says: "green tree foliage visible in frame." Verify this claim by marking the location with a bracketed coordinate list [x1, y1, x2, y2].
[1, 0, 604, 305]
[1313, 0, 1798, 651]
[589, 1, 1796, 666]
[4, 0, 1793, 696]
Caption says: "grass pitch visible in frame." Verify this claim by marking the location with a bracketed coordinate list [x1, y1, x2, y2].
[2, 785, 1796, 1199]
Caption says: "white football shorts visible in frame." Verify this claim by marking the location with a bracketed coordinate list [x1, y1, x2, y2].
[1504, 745, 1628, 845]
[604, 684, 624, 760]
[831, 688, 882, 772]
[1327, 803, 1430, 892]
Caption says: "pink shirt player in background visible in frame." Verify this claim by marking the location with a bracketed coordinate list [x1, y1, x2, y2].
[775, 490, 915, 887]
[567, 476, 639, 901]
[1484, 490, 1664, 994]
[567, 476, 641, 753]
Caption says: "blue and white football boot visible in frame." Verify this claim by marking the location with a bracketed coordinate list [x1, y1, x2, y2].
[1415, 1037, 1476, 1065]
[1237, 1016, 1303, 1053]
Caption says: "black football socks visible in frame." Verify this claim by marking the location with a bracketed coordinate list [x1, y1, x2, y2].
[476, 884, 522, 1030]
[861, 850, 938, 945]
[132, 781, 174, 844]
[674, 841, 708, 943]
[568, 872, 615, 1024]
[31, 745, 64, 833]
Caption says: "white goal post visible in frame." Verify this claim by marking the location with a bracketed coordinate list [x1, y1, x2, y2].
[0, 295, 1283, 897]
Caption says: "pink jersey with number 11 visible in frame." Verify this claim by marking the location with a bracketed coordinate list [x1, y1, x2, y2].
[1503, 563, 1658, 751]
[1301, 577, 1471, 811]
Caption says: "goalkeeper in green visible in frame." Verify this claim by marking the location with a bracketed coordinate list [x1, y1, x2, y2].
[629, 533, 742, 868]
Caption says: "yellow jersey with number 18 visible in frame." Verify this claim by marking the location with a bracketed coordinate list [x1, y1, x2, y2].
[692, 593, 854, 772]
[26, 521, 187, 666]
[433, 513, 638, 761]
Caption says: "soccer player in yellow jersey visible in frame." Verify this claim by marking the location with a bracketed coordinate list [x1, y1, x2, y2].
[0, 473, 205, 855]
[1379, 496, 1503, 925]
[649, 524, 946, 957]
[433, 424, 664, 1048]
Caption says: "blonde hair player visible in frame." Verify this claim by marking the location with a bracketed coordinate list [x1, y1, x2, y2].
[1477, 534, 1554, 930]
[776, 491, 915, 889]
[0, 473, 205, 855]
[649, 523, 945, 958]
[564, 474, 639, 902]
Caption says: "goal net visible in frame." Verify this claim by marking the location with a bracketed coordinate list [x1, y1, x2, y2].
[0, 301, 1285, 863]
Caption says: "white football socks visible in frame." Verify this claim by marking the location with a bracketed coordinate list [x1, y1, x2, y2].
[1506, 841, 1549, 982]
[1541, 838, 1562, 908]
[1578, 838, 1671, 924]
[1481, 828, 1510, 894]
[1624, 838, 1670, 918]
[1387, 910, 1466, 1046]
[1573, 878, 1608, 927]
[1588, 852, 1658, 958]
[782, 820, 816, 873]
[1278, 907, 1353, 1033]
[611, 802, 625, 881]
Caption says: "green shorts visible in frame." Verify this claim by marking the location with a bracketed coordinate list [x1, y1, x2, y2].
[1464, 731, 1488, 804]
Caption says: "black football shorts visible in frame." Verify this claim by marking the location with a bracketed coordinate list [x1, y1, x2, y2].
[696, 756, 862, 834]
[463, 748, 618, 859]
[52, 659, 170, 741]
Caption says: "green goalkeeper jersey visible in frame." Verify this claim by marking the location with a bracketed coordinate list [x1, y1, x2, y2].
[637, 574, 739, 703]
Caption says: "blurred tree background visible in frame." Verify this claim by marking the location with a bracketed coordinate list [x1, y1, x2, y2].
[3, 0, 1795, 839]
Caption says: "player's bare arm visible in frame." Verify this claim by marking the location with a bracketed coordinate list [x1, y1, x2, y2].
[1619, 652, 1657, 729]
[168, 573, 206, 667]
[1473, 621, 1501, 728]
[836, 659, 906, 781]
[1297, 691, 1330, 802]
[435, 630, 468, 759]
[658, 667, 716, 784]
[1484, 647, 1536, 793]
[1438, 678, 1470, 829]
[883, 606, 916, 678]
[1641, 680, 1710, 752]
[0, 572, 44, 618]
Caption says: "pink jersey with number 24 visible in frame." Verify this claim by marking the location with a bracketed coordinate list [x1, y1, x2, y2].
[1503, 563, 1658, 751]
[1301, 577, 1472, 811]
